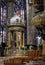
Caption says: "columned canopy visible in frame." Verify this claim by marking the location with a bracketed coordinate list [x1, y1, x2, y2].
[7, 15, 25, 49]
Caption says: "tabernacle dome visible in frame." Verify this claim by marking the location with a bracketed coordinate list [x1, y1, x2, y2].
[10, 15, 23, 24]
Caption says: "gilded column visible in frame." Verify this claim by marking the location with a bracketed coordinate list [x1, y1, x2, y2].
[21, 32, 23, 48]
[8, 31, 11, 48]
[20, 32, 22, 47]
[22, 32, 24, 48]
[16, 32, 18, 48]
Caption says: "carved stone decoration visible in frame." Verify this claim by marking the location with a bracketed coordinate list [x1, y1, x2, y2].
[32, 11, 45, 28]
[32, 11, 45, 55]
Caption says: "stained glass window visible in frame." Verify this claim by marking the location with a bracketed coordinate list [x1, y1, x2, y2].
[1, 1, 7, 25]
[0, 1, 7, 43]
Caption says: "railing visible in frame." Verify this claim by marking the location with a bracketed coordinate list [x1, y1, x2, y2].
[28, 50, 42, 60]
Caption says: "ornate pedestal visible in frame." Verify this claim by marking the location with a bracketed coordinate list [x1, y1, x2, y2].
[32, 11, 45, 55]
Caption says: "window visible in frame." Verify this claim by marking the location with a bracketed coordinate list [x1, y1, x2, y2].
[0, 1, 7, 43]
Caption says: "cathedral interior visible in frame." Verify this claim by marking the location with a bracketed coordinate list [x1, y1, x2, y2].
[0, 0, 45, 64]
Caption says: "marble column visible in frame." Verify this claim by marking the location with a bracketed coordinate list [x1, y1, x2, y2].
[26, 0, 34, 45]
[26, 0, 30, 45]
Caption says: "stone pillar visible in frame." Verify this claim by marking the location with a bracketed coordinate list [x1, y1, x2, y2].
[26, 0, 30, 45]
[7, 2, 14, 23]
[8, 31, 11, 48]
[26, 0, 33, 45]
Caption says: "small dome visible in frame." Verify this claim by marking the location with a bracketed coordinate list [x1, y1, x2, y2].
[10, 15, 22, 23]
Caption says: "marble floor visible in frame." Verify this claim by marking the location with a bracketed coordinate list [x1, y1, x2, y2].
[0, 60, 45, 65]
[22, 61, 44, 65]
